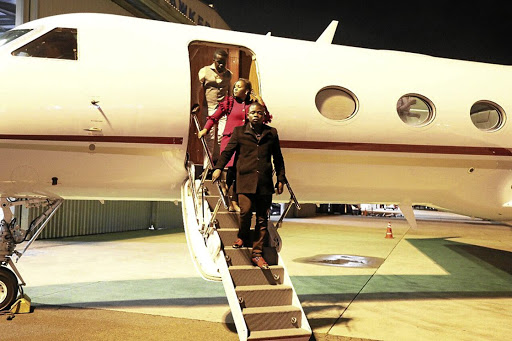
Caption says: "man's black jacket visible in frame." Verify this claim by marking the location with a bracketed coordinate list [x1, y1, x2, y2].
[214, 123, 286, 194]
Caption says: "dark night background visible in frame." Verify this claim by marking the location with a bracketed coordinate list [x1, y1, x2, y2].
[210, 0, 512, 65]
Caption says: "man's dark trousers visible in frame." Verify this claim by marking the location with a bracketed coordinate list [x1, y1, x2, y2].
[238, 193, 272, 256]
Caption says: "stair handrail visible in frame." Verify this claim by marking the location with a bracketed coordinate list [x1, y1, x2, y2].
[275, 181, 300, 229]
[191, 106, 229, 209]
[204, 199, 222, 236]
[186, 161, 204, 227]
[272, 168, 300, 211]
[285, 181, 300, 210]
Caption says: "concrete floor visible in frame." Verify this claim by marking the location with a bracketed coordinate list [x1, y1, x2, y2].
[2, 212, 512, 340]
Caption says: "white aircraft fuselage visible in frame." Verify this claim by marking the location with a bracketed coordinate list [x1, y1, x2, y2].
[1, 13, 511, 222]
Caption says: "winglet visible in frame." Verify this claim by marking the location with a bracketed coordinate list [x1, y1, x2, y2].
[399, 201, 417, 229]
[316, 20, 338, 44]
[266, 32, 272, 36]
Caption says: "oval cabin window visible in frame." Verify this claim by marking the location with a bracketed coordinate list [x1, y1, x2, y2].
[470, 101, 505, 131]
[396, 94, 435, 127]
[315, 86, 358, 121]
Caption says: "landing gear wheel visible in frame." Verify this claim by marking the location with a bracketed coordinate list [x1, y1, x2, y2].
[0, 266, 18, 311]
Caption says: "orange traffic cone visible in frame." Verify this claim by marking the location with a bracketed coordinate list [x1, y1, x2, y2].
[385, 222, 394, 239]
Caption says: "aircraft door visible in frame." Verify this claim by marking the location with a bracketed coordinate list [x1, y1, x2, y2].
[187, 42, 260, 165]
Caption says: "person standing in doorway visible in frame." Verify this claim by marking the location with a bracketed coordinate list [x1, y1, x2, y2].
[196, 49, 232, 164]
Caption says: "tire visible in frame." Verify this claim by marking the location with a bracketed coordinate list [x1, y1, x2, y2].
[0, 266, 18, 311]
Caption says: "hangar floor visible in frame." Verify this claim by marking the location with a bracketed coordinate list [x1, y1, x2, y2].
[1, 211, 512, 340]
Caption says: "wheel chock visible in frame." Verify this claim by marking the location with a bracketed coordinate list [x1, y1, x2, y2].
[10, 294, 31, 314]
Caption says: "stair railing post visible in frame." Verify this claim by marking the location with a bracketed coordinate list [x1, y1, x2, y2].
[275, 180, 301, 229]
[191, 107, 229, 209]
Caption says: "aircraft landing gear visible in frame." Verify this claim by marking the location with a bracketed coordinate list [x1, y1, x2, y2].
[0, 197, 64, 311]
[0, 266, 17, 311]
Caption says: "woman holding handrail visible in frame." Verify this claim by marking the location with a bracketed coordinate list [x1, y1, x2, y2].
[198, 78, 271, 212]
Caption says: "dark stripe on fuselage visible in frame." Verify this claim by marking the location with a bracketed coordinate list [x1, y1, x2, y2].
[1, 136, 510, 156]
[0, 135, 183, 144]
[280, 140, 512, 156]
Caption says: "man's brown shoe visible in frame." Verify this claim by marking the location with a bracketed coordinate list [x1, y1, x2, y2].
[232, 238, 244, 248]
[251, 256, 269, 269]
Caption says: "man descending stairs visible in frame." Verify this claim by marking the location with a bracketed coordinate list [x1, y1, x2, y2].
[212, 103, 286, 269]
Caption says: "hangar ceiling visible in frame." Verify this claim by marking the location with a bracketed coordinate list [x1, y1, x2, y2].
[0, 0, 15, 32]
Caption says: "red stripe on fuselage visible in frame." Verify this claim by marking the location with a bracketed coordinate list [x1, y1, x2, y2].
[280, 140, 512, 156]
[1, 136, 509, 156]
[0, 135, 183, 144]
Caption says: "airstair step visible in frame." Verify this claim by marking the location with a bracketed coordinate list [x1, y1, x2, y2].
[224, 246, 252, 265]
[236, 285, 293, 308]
[204, 180, 229, 197]
[205, 196, 231, 213]
[217, 227, 278, 246]
[217, 228, 242, 244]
[203, 179, 217, 193]
[214, 213, 240, 229]
[225, 246, 279, 266]
[248, 328, 311, 341]
[229, 265, 284, 286]
[243, 305, 302, 332]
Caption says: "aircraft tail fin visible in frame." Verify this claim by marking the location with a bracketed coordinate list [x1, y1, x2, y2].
[316, 20, 338, 44]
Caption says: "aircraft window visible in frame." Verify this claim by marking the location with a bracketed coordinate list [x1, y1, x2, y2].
[470, 101, 505, 131]
[11, 28, 77, 60]
[396, 94, 435, 126]
[0, 29, 32, 47]
[315, 86, 358, 120]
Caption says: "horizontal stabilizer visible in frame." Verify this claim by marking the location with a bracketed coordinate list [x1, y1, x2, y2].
[316, 20, 338, 44]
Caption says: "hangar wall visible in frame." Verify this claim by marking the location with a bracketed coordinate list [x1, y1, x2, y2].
[21, 201, 183, 239]
[18, 0, 229, 28]
[19, 0, 133, 24]
[29, 0, 133, 19]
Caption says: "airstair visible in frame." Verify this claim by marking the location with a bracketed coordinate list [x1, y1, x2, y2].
[181, 112, 311, 341]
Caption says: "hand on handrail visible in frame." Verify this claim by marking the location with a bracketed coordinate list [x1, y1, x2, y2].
[198, 128, 208, 139]
[212, 169, 222, 183]
[275, 182, 284, 195]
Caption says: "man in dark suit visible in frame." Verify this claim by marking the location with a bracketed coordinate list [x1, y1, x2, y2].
[212, 102, 286, 269]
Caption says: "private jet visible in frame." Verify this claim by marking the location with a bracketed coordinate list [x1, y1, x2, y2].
[0, 13, 511, 340]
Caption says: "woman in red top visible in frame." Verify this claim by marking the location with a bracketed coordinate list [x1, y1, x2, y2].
[198, 78, 271, 211]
